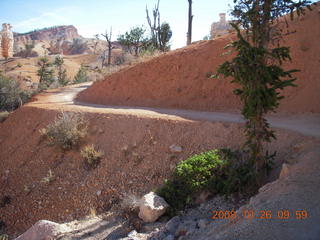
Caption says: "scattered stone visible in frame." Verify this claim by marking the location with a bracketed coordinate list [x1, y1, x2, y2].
[169, 144, 182, 153]
[197, 219, 208, 229]
[163, 234, 175, 240]
[141, 222, 164, 233]
[138, 192, 169, 223]
[96, 190, 102, 196]
[165, 216, 180, 233]
[175, 220, 196, 237]
[14, 220, 70, 240]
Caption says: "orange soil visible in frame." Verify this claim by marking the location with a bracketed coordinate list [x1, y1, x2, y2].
[1, 5, 319, 238]
[77, 7, 320, 114]
[0, 104, 314, 237]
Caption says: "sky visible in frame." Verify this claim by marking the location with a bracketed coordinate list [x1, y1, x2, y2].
[0, 0, 234, 49]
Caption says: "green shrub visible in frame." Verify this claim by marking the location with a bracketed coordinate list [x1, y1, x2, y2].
[81, 144, 103, 166]
[158, 148, 255, 213]
[41, 112, 88, 150]
[0, 74, 32, 111]
[37, 57, 54, 90]
[74, 64, 89, 83]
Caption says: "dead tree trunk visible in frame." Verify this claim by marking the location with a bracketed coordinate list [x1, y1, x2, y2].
[101, 27, 113, 65]
[146, 0, 160, 49]
[187, 0, 193, 45]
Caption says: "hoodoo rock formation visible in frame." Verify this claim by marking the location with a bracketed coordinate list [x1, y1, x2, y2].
[0, 23, 14, 59]
[210, 13, 233, 39]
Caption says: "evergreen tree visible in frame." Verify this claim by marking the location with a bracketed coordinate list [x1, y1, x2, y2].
[54, 56, 69, 86]
[215, 0, 313, 185]
[37, 57, 54, 89]
[74, 64, 89, 83]
[118, 27, 148, 56]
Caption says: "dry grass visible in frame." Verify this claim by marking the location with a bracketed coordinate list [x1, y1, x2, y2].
[40, 111, 88, 150]
[81, 144, 103, 166]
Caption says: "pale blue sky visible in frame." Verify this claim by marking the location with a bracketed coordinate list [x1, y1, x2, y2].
[0, 0, 234, 49]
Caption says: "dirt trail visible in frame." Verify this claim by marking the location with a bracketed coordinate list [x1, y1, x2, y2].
[29, 82, 320, 138]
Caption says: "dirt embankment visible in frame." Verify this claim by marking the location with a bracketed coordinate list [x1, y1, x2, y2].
[0, 104, 314, 237]
[77, 7, 320, 114]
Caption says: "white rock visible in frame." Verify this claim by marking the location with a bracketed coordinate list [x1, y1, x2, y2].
[14, 220, 70, 240]
[138, 192, 169, 223]
[169, 144, 183, 153]
[280, 163, 290, 178]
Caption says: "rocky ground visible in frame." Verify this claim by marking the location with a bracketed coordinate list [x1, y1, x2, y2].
[1, 83, 319, 240]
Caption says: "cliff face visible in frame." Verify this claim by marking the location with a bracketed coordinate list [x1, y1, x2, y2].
[13, 25, 88, 56]
[14, 25, 81, 44]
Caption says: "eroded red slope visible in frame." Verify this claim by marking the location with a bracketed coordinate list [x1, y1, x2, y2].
[77, 7, 320, 113]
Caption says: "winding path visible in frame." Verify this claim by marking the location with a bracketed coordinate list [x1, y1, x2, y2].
[28, 82, 320, 138]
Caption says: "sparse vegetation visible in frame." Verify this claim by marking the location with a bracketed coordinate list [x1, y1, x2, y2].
[158, 149, 255, 213]
[81, 144, 103, 166]
[41, 169, 55, 184]
[0, 74, 32, 111]
[41, 112, 88, 150]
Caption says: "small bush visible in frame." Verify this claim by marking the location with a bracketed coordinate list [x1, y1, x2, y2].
[0, 74, 32, 111]
[74, 64, 89, 83]
[41, 112, 88, 150]
[41, 169, 55, 184]
[158, 149, 255, 213]
[81, 144, 103, 166]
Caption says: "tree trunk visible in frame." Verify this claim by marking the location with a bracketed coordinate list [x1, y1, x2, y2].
[187, 0, 193, 45]
[108, 42, 112, 65]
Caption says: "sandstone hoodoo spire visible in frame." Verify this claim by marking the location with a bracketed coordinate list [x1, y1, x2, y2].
[1, 23, 14, 59]
[210, 13, 232, 39]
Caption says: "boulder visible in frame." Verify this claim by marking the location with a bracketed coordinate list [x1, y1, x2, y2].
[165, 216, 181, 233]
[138, 192, 169, 223]
[14, 220, 70, 240]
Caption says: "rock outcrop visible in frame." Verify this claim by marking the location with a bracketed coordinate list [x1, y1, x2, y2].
[13, 25, 84, 56]
[12, 25, 117, 56]
[14, 220, 70, 240]
[210, 13, 233, 39]
[14, 25, 80, 44]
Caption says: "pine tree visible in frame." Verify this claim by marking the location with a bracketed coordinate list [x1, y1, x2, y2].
[215, 0, 313, 186]
[37, 57, 54, 89]
[54, 56, 69, 86]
